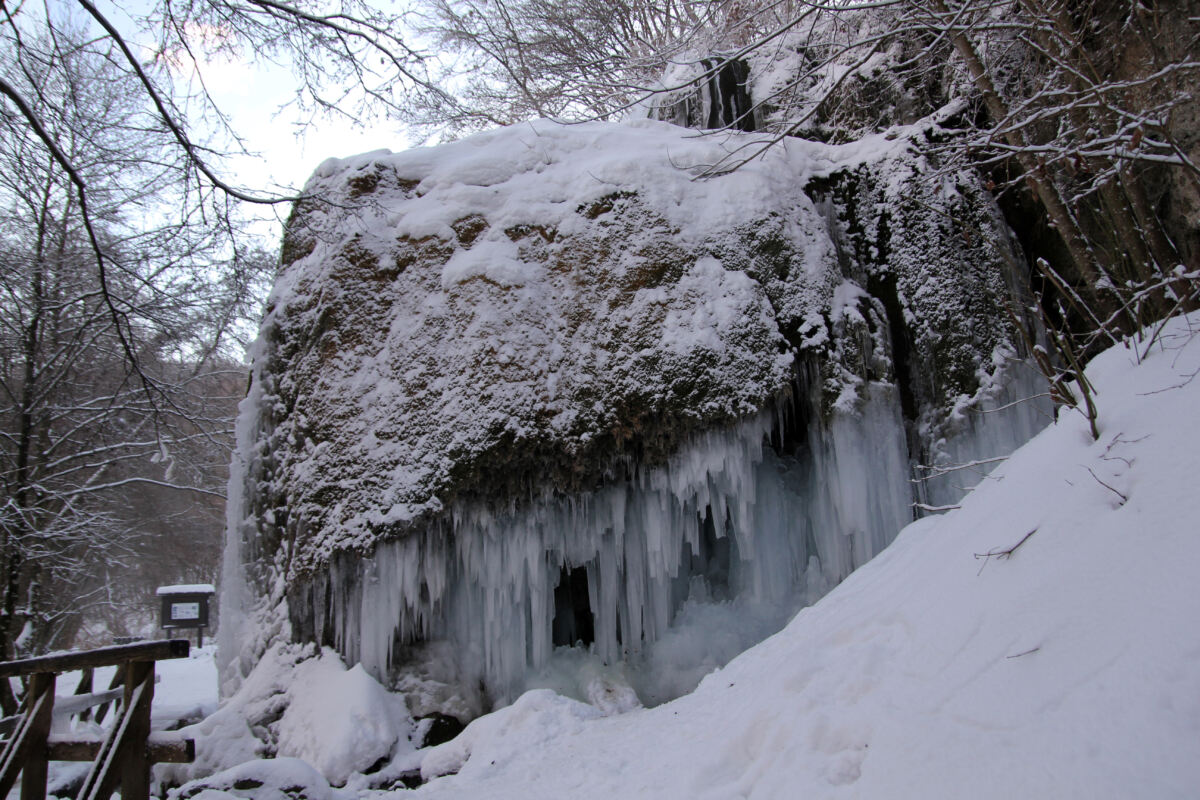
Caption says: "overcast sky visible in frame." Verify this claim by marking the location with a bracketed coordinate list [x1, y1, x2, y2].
[100, 0, 418, 244]
[188, 53, 413, 240]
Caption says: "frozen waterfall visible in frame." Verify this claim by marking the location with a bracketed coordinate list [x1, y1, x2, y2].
[289, 379, 937, 707]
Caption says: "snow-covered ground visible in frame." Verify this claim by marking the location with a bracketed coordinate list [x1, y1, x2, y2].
[169, 313, 1200, 799]
[152, 644, 220, 726]
[22, 307, 1191, 798]
[397, 314, 1200, 798]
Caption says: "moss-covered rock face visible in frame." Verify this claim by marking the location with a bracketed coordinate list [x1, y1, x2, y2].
[801, 153, 1028, 425]
[240, 121, 1027, 580]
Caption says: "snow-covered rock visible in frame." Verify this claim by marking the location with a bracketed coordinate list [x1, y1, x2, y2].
[222, 117, 1046, 713]
[171, 758, 333, 800]
[163, 645, 414, 787]
[274, 651, 415, 784]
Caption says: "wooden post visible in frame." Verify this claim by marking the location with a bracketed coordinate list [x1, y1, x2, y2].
[0, 672, 55, 800]
[74, 667, 95, 722]
[119, 661, 154, 800]
[19, 673, 54, 800]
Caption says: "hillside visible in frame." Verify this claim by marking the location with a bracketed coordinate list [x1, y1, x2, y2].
[399, 313, 1200, 798]
[175, 314, 1200, 798]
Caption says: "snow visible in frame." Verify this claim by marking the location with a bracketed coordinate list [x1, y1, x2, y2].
[390, 313, 1200, 798]
[273, 651, 415, 785]
[158, 644, 416, 790]
[158, 585, 218, 596]
[164, 315, 1200, 799]
[418, 690, 601, 783]
[173, 758, 335, 800]
[153, 644, 221, 726]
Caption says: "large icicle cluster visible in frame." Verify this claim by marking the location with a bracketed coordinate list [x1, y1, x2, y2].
[291, 387, 915, 704]
[223, 117, 1049, 715]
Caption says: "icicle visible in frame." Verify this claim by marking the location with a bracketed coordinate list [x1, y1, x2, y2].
[309, 388, 935, 708]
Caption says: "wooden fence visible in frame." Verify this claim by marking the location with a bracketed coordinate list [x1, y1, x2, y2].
[0, 639, 195, 800]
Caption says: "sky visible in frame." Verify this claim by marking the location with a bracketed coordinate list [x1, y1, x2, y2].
[191, 55, 409, 196]
[181, 54, 413, 241]
[104, 0, 418, 243]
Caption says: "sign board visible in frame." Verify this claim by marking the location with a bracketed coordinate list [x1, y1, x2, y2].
[172, 602, 201, 621]
[157, 585, 214, 630]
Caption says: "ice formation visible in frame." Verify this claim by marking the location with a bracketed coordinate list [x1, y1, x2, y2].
[222, 116, 1051, 715]
[649, 57, 760, 132]
[294, 394, 913, 704]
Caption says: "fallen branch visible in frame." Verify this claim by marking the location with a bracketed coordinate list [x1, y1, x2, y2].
[974, 527, 1038, 574]
[1084, 466, 1128, 505]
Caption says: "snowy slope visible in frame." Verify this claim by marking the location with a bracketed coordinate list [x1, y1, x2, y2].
[396, 314, 1200, 799]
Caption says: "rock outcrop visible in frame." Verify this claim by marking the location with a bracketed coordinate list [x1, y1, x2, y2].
[222, 118, 1046, 713]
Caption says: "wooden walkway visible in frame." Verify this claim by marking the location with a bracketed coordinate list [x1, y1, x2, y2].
[0, 639, 195, 800]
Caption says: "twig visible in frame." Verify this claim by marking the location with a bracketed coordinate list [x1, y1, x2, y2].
[1084, 465, 1127, 504]
[1138, 364, 1200, 395]
[970, 392, 1052, 414]
[912, 456, 1008, 481]
[913, 502, 961, 513]
[1006, 646, 1040, 659]
[974, 527, 1038, 574]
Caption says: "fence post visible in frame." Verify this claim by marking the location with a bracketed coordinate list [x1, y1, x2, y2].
[0, 672, 55, 800]
[19, 673, 55, 800]
[119, 661, 155, 800]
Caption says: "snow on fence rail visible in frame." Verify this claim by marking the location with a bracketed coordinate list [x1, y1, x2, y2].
[0, 639, 195, 800]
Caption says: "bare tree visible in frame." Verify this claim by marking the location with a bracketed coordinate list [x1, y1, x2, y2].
[0, 0, 451, 389]
[406, 0, 765, 135]
[0, 0, 465, 680]
[0, 23, 274, 711]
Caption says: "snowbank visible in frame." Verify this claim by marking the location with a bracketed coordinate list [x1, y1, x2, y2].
[161, 646, 414, 788]
[274, 652, 414, 784]
[402, 314, 1200, 798]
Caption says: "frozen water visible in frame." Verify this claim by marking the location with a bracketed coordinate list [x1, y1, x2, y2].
[291, 365, 1039, 709]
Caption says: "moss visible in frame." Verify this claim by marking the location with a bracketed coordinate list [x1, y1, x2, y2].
[348, 165, 422, 200]
[280, 199, 319, 267]
[576, 191, 637, 220]
[505, 224, 557, 243]
[396, 177, 421, 195]
[347, 170, 380, 199]
[394, 234, 454, 272]
[451, 215, 489, 247]
[622, 241, 691, 293]
[336, 237, 380, 273]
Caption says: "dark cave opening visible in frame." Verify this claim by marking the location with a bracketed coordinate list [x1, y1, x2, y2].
[552, 565, 595, 647]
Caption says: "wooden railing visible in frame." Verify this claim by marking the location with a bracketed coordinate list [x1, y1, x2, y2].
[0, 639, 195, 800]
